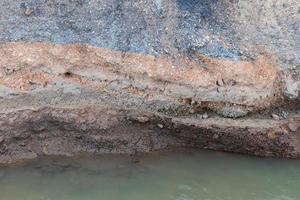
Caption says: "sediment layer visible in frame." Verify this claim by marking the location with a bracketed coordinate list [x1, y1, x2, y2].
[0, 42, 299, 163]
[0, 42, 280, 117]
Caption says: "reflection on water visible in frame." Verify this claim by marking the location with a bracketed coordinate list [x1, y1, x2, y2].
[0, 150, 300, 200]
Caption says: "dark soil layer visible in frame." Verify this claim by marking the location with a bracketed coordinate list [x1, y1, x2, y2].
[0, 105, 299, 164]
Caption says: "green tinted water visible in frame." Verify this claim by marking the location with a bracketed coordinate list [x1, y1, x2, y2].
[0, 150, 299, 200]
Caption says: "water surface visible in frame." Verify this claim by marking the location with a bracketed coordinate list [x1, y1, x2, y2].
[0, 150, 299, 200]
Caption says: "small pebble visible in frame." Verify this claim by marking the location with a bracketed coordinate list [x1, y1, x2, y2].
[189, 109, 195, 114]
[24, 8, 33, 16]
[271, 114, 280, 120]
[288, 122, 299, 132]
[213, 134, 219, 139]
[202, 113, 208, 119]
[136, 116, 149, 123]
[157, 124, 164, 129]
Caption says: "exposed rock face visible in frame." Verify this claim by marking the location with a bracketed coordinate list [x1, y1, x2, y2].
[0, 0, 299, 163]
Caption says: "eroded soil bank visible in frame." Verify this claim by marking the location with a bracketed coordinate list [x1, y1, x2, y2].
[0, 0, 299, 163]
[0, 43, 299, 164]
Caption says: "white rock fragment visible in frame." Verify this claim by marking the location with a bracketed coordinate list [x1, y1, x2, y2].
[157, 124, 164, 129]
[271, 114, 280, 120]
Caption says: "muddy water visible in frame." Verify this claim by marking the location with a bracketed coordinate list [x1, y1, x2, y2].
[0, 150, 299, 200]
